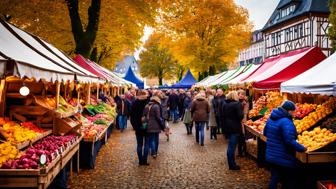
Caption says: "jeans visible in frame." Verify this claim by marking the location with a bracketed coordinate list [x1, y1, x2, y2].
[227, 133, 239, 168]
[170, 108, 178, 122]
[136, 134, 149, 163]
[149, 133, 159, 155]
[269, 164, 297, 189]
[118, 115, 127, 130]
[195, 122, 206, 145]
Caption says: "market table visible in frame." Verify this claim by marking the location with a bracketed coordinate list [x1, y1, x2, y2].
[79, 123, 111, 169]
[0, 135, 82, 189]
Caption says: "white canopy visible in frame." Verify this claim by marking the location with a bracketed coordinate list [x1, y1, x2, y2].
[281, 52, 336, 96]
[211, 68, 242, 86]
[202, 71, 227, 87]
[0, 20, 99, 83]
[226, 64, 261, 85]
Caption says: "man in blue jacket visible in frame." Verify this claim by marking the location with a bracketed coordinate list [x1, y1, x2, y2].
[263, 100, 306, 189]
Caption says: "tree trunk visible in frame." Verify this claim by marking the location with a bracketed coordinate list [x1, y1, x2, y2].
[90, 47, 98, 62]
[66, 0, 101, 57]
[158, 70, 163, 86]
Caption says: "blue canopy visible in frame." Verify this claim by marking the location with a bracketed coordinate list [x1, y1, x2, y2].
[171, 70, 197, 89]
[123, 67, 144, 89]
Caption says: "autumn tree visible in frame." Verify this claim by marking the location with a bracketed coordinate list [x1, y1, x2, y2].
[139, 33, 178, 85]
[0, 0, 157, 68]
[328, 0, 336, 51]
[157, 0, 252, 79]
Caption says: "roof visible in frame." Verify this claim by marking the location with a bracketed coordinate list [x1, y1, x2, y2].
[0, 19, 99, 83]
[124, 67, 144, 89]
[262, 0, 329, 31]
[242, 47, 326, 89]
[73, 54, 132, 86]
[281, 52, 336, 96]
[114, 55, 139, 74]
[225, 64, 261, 85]
[172, 70, 197, 89]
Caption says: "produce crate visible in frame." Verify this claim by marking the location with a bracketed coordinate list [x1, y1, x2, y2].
[244, 124, 266, 142]
[296, 151, 336, 163]
[0, 136, 82, 189]
[54, 109, 77, 119]
[246, 139, 258, 159]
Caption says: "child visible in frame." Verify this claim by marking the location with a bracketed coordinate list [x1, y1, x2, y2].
[164, 121, 172, 141]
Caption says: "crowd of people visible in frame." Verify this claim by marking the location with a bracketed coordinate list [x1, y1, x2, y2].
[113, 88, 250, 170]
[110, 87, 309, 188]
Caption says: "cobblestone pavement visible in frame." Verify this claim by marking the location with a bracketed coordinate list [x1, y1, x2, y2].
[69, 122, 270, 189]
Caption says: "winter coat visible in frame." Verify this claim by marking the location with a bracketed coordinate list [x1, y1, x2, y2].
[222, 99, 243, 134]
[116, 99, 131, 116]
[190, 95, 210, 122]
[178, 93, 185, 111]
[183, 96, 192, 110]
[143, 97, 164, 133]
[264, 107, 306, 168]
[208, 95, 217, 127]
[213, 95, 226, 117]
[130, 96, 148, 135]
[160, 96, 169, 120]
[168, 93, 179, 110]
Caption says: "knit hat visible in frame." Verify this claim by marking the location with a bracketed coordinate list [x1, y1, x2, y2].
[281, 100, 296, 111]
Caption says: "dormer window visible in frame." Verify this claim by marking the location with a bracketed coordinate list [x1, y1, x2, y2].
[280, 5, 296, 18]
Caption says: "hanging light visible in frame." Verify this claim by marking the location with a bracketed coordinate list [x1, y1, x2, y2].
[19, 83, 30, 96]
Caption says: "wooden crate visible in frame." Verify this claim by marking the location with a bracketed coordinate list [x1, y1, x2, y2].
[296, 151, 336, 163]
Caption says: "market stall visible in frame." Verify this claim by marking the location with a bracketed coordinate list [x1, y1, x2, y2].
[242, 47, 326, 89]
[0, 20, 119, 188]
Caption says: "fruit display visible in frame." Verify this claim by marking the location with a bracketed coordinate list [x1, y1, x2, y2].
[294, 98, 335, 133]
[248, 96, 267, 118]
[246, 113, 270, 133]
[1, 134, 78, 169]
[321, 117, 336, 132]
[265, 91, 283, 110]
[0, 142, 20, 167]
[21, 122, 44, 133]
[33, 96, 56, 110]
[248, 92, 283, 118]
[1, 121, 38, 143]
[293, 103, 317, 119]
[56, 96, 76, 114]
[298, 127, 336, 152]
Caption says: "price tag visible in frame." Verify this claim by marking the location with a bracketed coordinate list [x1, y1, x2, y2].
[40, 154, 47, 166]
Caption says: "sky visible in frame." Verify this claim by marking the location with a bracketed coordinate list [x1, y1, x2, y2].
[134, 0, 279, 59]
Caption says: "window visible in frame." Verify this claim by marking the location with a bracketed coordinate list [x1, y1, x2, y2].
[271, 33, 276, 46]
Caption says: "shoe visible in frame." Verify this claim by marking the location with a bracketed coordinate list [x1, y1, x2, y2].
[152, 154, 157, 159]
[201, 144, 204, 146]
[139, 161, 150, 166]
[229, 165, 240, 170]
[167, 138, 169, 142]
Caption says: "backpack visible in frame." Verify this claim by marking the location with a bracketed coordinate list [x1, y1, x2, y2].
[141, 105, 153, 131]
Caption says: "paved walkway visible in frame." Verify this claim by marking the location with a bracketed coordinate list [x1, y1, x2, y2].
[69, 122, 269, 189]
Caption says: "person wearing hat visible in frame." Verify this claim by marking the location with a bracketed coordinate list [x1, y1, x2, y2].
[264, 100, 306, 189]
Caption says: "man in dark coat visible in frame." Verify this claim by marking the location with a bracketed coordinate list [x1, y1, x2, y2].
[168, 90, 179, 123]
[130, 90, 150, 165]
[264, 100, 306, 189]
[213, 89, 226, 134]
[116, 94, 131, 132]
[178, 90, 186, 120]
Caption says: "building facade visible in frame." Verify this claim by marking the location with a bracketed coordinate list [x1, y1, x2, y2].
[238, 30, 265, 66]
[262, 0, 331, 58]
